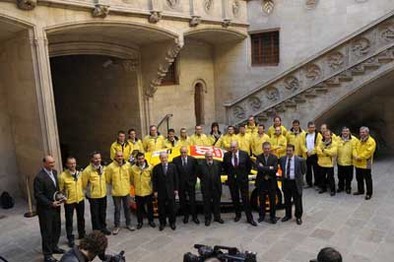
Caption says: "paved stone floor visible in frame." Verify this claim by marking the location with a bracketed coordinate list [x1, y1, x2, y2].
[1, 158, 394, 262]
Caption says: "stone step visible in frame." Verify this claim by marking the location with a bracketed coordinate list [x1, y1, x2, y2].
[338, 71, 353, 81]
[325, 76, 341, 86]
[304, 89, 317, 98]
[350, 64, 365, 75]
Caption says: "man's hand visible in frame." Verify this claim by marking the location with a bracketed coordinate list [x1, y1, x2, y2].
[154, 192, 158, 198]
[174, 191, 178, 196]
[52, 201, 61, 207]
[269, 166, 274, 170]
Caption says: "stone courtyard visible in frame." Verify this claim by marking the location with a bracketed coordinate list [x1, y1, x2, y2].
[1, 158, 393, 262]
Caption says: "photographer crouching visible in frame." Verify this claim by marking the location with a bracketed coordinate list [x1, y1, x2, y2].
[60, 231, 125, 262]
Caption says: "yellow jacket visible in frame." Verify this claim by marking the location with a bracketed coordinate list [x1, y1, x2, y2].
[317, 140, 338, 168]
[216, 134, 238, 151]
[286, 129, 305, 156]
[127, 139, 145, 154]
[110, 141, 133, 161]
[267, 125, 288, 138]
[270, 134, 287, 158]
[251, 133, 270, 156]
[245, 124, 258, 135]
[82, 164, 107, 199]
[178, 137, 190, 147]
[208, 134, 222, 146]
[106, 161, 132, 197]
[163, 138, 178, 149]
[337, 136, 358, 166]
[59, 170, 84, 204]
[300, 132, 323, 158]
[353, 136, 376, 169]
[130, 162, 153, 197]
[189, 134, 211, 146]
[143, 135, 165, 152]
[237, 133, 252, 155]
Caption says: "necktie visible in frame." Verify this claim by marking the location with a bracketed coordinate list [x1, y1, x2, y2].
[183, 157, 187, 167]
[163, 164, 168, 174]
[234, 153, 238, 167]
[286, 158, 291, 179]
[48, 171, 56, 186]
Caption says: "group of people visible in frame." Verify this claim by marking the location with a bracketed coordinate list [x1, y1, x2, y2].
[34, 115, 376, 262]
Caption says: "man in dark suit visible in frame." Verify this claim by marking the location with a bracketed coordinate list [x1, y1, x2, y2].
[153, 152, 179, 231]
[34, 155, 65, 262]
[279, 144, 306, 225]
[255, 142, 279, 224]
[197, 151, 224, 226]
[222, 141, 257, 226]
[173, 146, 199, 224]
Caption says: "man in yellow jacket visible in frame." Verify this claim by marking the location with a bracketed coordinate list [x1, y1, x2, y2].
[127, 128, 145, 157]
[270, 126, 287, 158]
[143, 125, 165, 152]
[106, 151, 135, 234]
[337, 127, 358, 194]
[251, 125, 270, 157]
[237, 125, 251, 155]
[245, 115, 258, 135]
[317, 130, 338, 196]
[131, 152, 156, 229]
[163, 128, 179, 149]
[267, 116, 288, 138]
[110, 131, 132, 161]
[352, 126, 376, 200]
[189, 125, 211, 146]
[216, 125, 238, 151]
[82, 151, 110, 235]
[59, 156, 85, 247]
[178, 128, 190, 147]
[286, 120, 305, 157]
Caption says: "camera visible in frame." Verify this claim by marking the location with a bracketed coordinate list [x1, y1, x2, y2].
[103, 251, 126, 262]
[183, 244, 257, 262]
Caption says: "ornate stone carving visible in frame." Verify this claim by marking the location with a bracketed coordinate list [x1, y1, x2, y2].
[166, 0, 179, 9]
[266, 87, 279, 101]
[233, 106, 246, 120]
[352, 37, 370, 56]
[305, 0, 319, 10]
[203, 0, 214, 14]
[92, 4, 109, 18]
[190, 16, 201, 27]
[304, 64, 321, 81]
[16, 0, 36, 10]
[222, 19, 232, 28]
[355, 0, 368, 2]
[380, 24, 394, 42]
[122, 59, 138, 72]
[232, 0, 240, 17]
[327, 51, 345, 70]
[283, 76, 299, 91]
[261, 0, 274, 15]
[149, 11, 162, 23]
[248, 96, 262, 111]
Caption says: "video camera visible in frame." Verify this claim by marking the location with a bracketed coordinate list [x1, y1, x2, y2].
[183, 244, 257, 262]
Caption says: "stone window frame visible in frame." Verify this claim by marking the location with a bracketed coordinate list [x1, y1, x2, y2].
[161, 57, 179, 86]
[250, 29, 280, 66]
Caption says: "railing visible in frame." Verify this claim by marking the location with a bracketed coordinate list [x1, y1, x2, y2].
[156, 113, 173, 134]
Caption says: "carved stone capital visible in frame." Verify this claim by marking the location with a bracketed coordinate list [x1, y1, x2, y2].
[222, 19, 232, 28]
[149, 11, 162, 24]
[190, 16, 201, 27]
[122, 59, 139, 72]
[262, 0, 274, 15]
[305, 0, 319, 10]
[92, 4, 109, 18]
[16, 0, 36, 10]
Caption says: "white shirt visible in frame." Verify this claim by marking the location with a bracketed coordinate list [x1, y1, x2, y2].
[182, 156, 188, 166]
[286, 157, 295, 180]
[231, 151, 239, 167]
[306, 133, 315, 152]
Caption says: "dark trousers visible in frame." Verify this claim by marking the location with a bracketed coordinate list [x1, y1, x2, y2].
[202, 192, 221, 221]
[88, 196, 107, 231]
[338, 165, 353, 191]
[356, 168, 373, 195]
[320, 167, 335, 192]
[38, 208, 61, 258]
[157, 196, 176, 225]
[258, 180, 276, 219]
[135, 195, 154, 224]
[306, 155, 320, 186]
[64, 200, 85, 240]
[179, 184, 197, 219]
[283, 180, 303, 219]
[112, 195, 131, 227]
[229, 181, 253, 221]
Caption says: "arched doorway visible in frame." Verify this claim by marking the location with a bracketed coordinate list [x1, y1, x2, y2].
[194, 82, 205, 125]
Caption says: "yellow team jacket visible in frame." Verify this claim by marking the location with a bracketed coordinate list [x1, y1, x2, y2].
[130, 162, 153, 197]
[317, 140, 338, 168]
[106, 161, 132, 197]
[353, 136, 376, 169]
[286, 129, 306, 156]
[163, 138, 178, 149]
[127, 139, 145, 154]
[300, 132, 323, 158]
[237, 133, 252, 155]
[189, 134, 211, 146]
[270, 134, 288, 158]
[216, 134, 239, 151]
[245, 124, 258, 135]
[251, 133, 270, 156]
[82, 164, 107, 199]
[178, 137, 190, 147]
[143, 135, 165, 152]
[59, 170, 84, 204]
[110, 141, 133, 161]
[208, 134, 222, 146]
[267, 125, 288, 138]
[337, 136, 358, 166]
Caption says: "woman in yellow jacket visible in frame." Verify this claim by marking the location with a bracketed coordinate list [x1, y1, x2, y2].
[59, 156, 85, 247]
[105, 151, 134, 234]
[127, 128, 145, 161]
[337, 127, 358, 194]
[130, 152, 156, 229]
[317, 130, 338, 196]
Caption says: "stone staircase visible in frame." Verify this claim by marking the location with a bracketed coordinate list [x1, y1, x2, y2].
[224, 11, 394, 127]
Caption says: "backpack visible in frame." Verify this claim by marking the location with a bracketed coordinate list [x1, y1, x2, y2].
[1, 191, 14, 209]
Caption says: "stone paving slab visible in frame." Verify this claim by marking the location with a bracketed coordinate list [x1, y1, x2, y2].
[0, 158, 393, 262]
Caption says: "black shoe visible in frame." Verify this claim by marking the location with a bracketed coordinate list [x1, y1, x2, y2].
[281, 216, 291, 222]
[44, 256, 59, 262]
[258, 216, 265, 223]
[159, 224, 165, 231]
[304, 185, 313, 189]
[353, 191, 364, 195]
[52, 247, 65, 254]
[78, 233, 85, 240]
[365, 195, 372, 200]
[149, 221, 156, 228]
[318, 189, 327, 194]
[170, 223, 176, 230]
[346, 189, 351, 194]
[101, 228, 111, 235]
[270, 217, 278, 224]
[330, 192, 336, 196]
[337, 189, 344, 193]
[234, 215, 241, 222]
[214, 218, 224, 224]
[68, 239, 75, 248]
[192, 217, 200, 225]
[296, 218, 303, 225]
[248, 220, 257, 226]
[183, 216, 189, 224]
[137, 223, 143, 230]
[205, 219, 211, 226]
